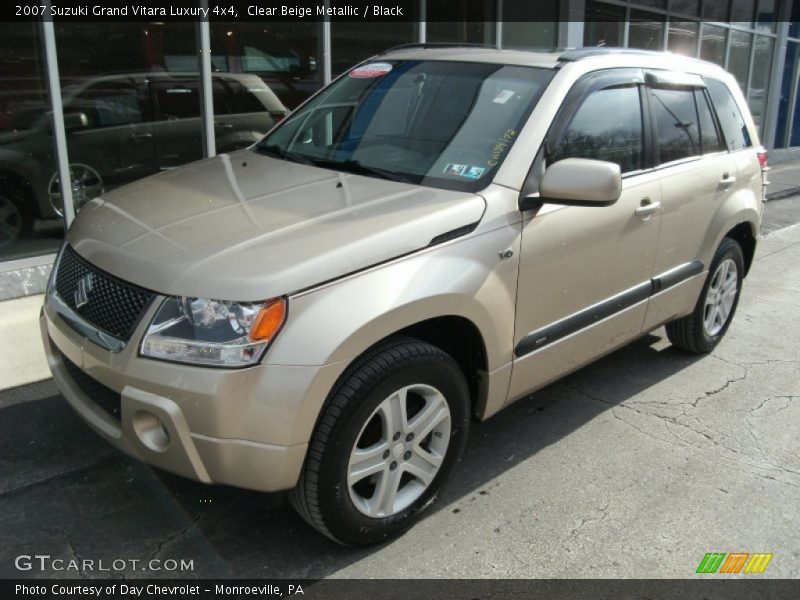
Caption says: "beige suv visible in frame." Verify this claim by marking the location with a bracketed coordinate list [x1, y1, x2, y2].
[41, 46, 764, 545]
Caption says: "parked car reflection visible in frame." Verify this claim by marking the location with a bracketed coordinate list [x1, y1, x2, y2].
[0, 72, 287, 247]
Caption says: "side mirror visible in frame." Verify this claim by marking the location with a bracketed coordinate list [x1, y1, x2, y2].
[63, 112, 89, 131]
[520, 158, 622, 210]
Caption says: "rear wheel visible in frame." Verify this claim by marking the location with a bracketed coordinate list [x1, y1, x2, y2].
[288, 337, 470, 546]
[666, 237, 744, 354]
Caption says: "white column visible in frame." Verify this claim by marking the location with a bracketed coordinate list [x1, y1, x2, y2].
[41, 3, 74, 226]
[197, 2, 216, 158]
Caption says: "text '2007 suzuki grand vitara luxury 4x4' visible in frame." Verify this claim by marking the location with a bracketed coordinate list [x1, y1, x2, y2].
[42, 46, 765, 545]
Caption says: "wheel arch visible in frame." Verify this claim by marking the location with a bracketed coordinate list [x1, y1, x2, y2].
[723, 221, 757, 276]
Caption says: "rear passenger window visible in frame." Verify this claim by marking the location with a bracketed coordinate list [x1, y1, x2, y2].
[650, 88, 701, 164]
[549, 85, 643, 174]
[705, 78, 752, 151]
[695, 90, 724, 154]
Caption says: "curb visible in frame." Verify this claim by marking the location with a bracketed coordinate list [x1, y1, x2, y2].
[765, 186, 800, 202]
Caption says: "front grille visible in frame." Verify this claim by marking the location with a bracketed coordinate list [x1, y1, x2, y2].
[54, 245, 155, 342]
[60, 351, 122, 422]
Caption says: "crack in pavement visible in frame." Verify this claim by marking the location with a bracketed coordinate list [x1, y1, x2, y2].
[569, 503, 610, 537]
[563, 379, 800, 488]
[39, 525, 89, 580]
[131, 512, 204, 579]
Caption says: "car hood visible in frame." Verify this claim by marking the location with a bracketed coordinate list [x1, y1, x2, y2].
[68, 150, 486, 301]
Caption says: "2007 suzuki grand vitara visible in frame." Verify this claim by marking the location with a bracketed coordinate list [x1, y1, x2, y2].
[42, 46, 765, 545]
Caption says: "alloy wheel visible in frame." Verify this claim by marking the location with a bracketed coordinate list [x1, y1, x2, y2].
[703, 258, 738, 337]
[347, 384, 451, 518]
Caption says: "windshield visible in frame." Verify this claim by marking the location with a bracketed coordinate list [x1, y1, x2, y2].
[257, 60, 554, 191]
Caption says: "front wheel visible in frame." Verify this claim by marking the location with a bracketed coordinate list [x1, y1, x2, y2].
[666, 237, 745, 354]
[288, 337, 470, 546]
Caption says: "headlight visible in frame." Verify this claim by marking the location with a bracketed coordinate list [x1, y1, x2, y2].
[140, 296, 286, 367]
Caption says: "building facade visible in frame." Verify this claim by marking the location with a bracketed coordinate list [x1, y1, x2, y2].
[1, 0, 798, 297]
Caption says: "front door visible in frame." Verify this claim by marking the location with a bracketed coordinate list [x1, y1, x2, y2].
[508, 70, 662, 402]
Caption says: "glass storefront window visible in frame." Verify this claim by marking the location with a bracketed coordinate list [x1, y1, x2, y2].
[501, 1, 557, 49]
[633, 0, 667, 9]
[0, 22, 62, 261]
[703, 0, 729, 22]
[700, 24, 727, 66]
[730, 0, 756, 29]
[669, 0, 700, 17]
[54, 23, 203, 218]
[427, 0, 497, 45]
[749, 35, 774, 134]
[210, 23, 321, 110]
[728, 30, 754, 93]
[629, 10, 665, 50]
[790, 0, 800, 38]
[331, 22, 416, 77]
[667, 20, 699, 56]
[584, 1, 626, 47]
[775, 41, 799, 148]
[756, 0, 777, 33]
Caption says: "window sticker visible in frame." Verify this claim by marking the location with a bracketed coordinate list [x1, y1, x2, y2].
[493, 89, 515, 104]
[349, 62, 393, 78]
[444, 164, 485, 179]
[444, 163, 467, 176]
[464, 166, 485, 179]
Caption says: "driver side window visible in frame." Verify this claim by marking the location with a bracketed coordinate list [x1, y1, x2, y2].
[549, 85, 644, 174]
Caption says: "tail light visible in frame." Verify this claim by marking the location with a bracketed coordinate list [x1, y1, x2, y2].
[757, 148, 768, 171]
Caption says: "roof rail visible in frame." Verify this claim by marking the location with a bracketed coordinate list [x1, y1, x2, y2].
[558, 47, 668, 62]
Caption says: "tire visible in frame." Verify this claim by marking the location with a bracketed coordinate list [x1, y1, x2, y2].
[288, 337, 470, 546]
[666, 237, 745, 354]
[0, 194, 32, 249]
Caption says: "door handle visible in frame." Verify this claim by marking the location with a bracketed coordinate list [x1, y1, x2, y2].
[635, 198, 661, 218]
[215, 122, 234, 130]
[719, 172, 736, 186]
[132, 132, 153, 140]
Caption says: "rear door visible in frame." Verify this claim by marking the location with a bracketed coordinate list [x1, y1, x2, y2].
[641, 72, 738, 330]
[508, 69, 662, 402]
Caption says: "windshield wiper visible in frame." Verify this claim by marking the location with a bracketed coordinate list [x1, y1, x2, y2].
[255, 144, 317, 166]
[256, 146, 416, 184]
[318, 159, 417, 184]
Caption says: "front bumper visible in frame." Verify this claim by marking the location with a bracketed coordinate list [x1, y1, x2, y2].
[40, 296, 325, 493]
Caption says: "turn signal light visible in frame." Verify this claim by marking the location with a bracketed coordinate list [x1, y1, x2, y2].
[249, 298, 286, 342]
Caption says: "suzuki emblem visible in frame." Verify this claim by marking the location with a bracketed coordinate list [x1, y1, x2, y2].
[74, 273, 95, 308]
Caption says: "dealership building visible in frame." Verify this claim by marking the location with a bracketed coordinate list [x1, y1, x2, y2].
[1, 0, 799, 297]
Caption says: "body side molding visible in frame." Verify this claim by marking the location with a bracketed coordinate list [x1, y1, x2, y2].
[514, 259, 705, 358]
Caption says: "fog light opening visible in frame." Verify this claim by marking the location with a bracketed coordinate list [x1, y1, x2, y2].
[133, 410, 171, 452]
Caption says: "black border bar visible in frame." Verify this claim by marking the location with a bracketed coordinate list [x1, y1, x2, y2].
[3, 578, 800, 599]
[5, 0, 798, 23]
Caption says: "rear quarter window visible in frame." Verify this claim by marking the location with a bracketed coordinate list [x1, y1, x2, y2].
[704, 77, 752, 151]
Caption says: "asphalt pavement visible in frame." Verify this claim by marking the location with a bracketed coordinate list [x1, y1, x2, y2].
[1, 198, 799, 579]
